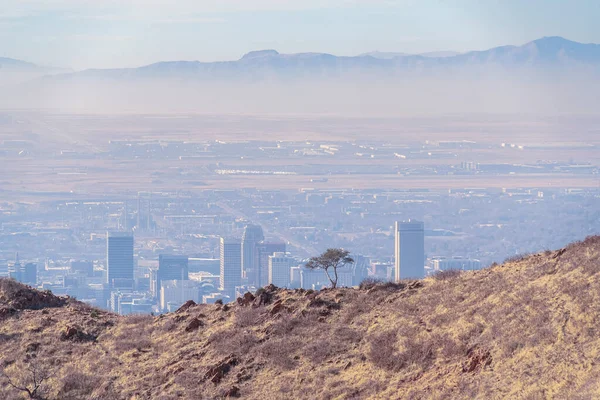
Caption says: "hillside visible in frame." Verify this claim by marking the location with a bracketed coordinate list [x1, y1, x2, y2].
[2, 236, 600, 399]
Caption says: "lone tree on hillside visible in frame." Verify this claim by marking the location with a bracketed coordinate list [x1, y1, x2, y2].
[306, 248, 354, 289]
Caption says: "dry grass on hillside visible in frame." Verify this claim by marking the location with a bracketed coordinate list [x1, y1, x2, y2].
[1, 236, 600, 399]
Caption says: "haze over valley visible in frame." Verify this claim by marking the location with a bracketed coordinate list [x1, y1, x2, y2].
[1, 1, 600, 398]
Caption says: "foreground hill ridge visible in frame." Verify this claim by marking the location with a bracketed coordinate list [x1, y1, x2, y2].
[1, 236, 600, 399]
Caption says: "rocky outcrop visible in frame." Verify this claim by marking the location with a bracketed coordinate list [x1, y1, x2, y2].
[185, 318, 204, 332]
[0, 279, 67, 322]
[176, 300, 197, 313]
[205, 355, 239, 384]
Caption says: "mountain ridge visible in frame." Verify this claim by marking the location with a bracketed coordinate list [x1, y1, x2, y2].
[13, 36, 600, 84]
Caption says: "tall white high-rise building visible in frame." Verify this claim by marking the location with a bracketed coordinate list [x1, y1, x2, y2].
[241, 224, 264, 285]
[394, 220, 425, 280]
[160, 280, 201, 311]
[107, 232, 134, 289]
[268, 252, 293, 288]
[220, 237, 242, 298]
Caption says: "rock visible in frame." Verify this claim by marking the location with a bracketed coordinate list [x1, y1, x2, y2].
[205, 355, 239, 384]
[176, 300, 196, 313]
[270, 302, 286, 316]
[174, 314, 188, 322]
[236, 292, 255, 307]
[253, 284, 279, 306]
[553, 248, 567, 259]
[254, 291, 273, 306]
[62, 325, 96, 342]
[0, 307, 16, 321]
[407, 281, 423, 290]
[462, 347, 492, 373]
[224, 385, 240, 397]
[185, 318, 204, 332]
[64, 326, 78, 340]
[26, 342, 40, 353]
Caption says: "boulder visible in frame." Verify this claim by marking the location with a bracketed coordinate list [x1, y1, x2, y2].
[236, 292, 255, 307]
[176, 300, 197, 313]
[185, 318, 204, 332]
[224, 385, 240, 397]
[205, 355, 239, 384]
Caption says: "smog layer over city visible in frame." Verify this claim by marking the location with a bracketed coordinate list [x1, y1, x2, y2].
[1, 1, 600, 399]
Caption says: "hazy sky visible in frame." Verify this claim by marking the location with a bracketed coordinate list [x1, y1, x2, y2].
[2, 0, 600, 70]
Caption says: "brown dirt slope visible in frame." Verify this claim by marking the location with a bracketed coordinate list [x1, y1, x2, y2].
[1, 236, 600, 399]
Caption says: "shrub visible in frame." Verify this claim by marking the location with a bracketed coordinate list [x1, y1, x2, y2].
[123, 314, 154, 325]
[209, 330, 258, 355]
[235, 306, 264, 328]
[303, 340, 335, 364]
[58, 369, 102, 400]
[368, 330, 437, 372]
[432, 269, 462, 281]
[504, 253, 531, 263]
[257, 338, 298, 370]
[368, 330, 403, 371]
[359, 277, 383, 290]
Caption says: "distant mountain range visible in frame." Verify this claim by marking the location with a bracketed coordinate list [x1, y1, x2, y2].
[4, 37, 600, 85]
[0, 57, 68, 73]
[0, 57, 69, 86]
[0, 57, 40, 70]
[361, 50, 461, 59]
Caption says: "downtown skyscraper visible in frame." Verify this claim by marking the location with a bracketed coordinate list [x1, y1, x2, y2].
[394, 220, 425, 280]
[220, 237, 242, 298]
[156, 254, 189, 294]
[241, 224, 264, 286]
[107, 232, 134, 289]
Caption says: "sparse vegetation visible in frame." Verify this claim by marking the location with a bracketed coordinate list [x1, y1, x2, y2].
[0, 360, 54, 399]
[1, 237, 600, 399]
[432, 268, 463, 281]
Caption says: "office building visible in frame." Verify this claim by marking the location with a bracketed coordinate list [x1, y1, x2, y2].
[157, 255, 189, 297]
[241, 224, 264, 285]
[300, 267, 329, 290]
[22, 263, 37, 286]
[107, 232, 134, 289]
[110, 290, 152, 315]
[220, 238, 242, 298]
[394, 220, 425, 280]
[8, 253, 21, 282]
[268, 252, 293, 288]
[188, 258, 220, 274]
[256, 242, 286, 288]
[431, 257, 482, 272]
[70, 260, 94, 277]
[351, 255, 370, 286]
[160, 280, 200, 311]
[7, 254, 37, 286]
[290, 266, 302, 288]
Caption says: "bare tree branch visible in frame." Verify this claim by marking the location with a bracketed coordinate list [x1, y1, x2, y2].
[1, 361, 53, 399]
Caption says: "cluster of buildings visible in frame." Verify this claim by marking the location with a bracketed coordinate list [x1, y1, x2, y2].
[2, 220, 463, 314]
[55, 224, 369, 313]
[2, 253, 37, 286]
[4, 183, 596, 315]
